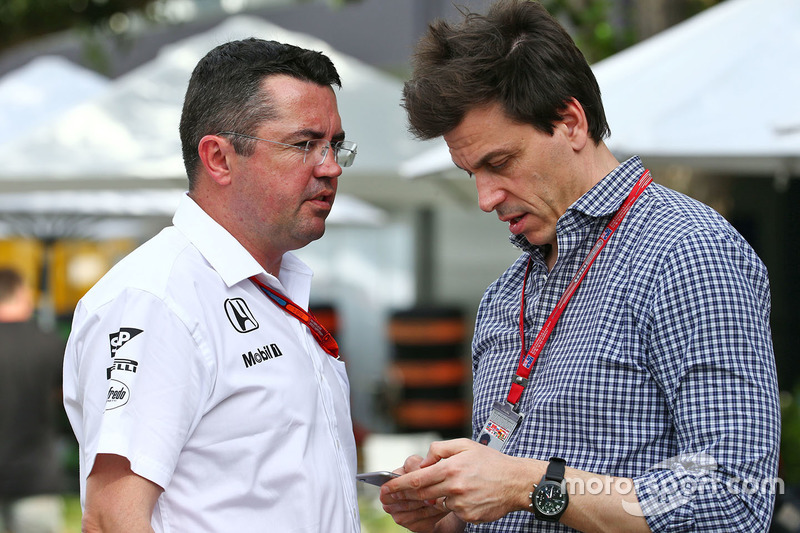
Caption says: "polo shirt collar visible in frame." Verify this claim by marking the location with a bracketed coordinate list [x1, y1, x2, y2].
[172, 194, 312, 290]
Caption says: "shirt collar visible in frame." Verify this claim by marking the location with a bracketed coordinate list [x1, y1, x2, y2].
[570, 156, 646, 219]
[510, 156, 646, 251]
[172, 194, 312, 290]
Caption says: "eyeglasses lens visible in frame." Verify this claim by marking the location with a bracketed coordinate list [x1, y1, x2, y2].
[334, 141, 357, 168]
[307, 140, 357, 168]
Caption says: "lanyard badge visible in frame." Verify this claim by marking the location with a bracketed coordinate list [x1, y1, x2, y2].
[478, 400, 524, 451]
[478, 170, 652, 453]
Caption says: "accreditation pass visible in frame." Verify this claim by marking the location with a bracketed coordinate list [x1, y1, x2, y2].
[478, 400, 523, 452]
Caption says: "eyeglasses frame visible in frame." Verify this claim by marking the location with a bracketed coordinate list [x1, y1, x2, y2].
[216, 131, 357, 167]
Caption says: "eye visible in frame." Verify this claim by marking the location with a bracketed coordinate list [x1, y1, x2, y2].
[488, 158, 508, 171]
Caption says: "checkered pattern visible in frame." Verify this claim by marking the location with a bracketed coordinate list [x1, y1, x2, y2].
[468, 157, 780, 532]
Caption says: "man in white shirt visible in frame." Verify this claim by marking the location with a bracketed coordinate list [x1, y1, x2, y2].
[63, 38, 361, 532]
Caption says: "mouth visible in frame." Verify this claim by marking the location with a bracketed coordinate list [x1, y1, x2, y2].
[501, 213, 526, 235]
[307, 191, 334, 211]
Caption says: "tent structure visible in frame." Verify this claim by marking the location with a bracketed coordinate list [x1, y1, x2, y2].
[0, 188, 386, 276]
[0, 22, 394, 233]
[0, 55, 109, 147]
[399, 0, 800, 180]
[0, 15, 446, 207]
[0, 189, 384, 229]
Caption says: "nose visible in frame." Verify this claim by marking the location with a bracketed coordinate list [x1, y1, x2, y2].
[475, 172, 504, 213]
[313, 146, 343, 179]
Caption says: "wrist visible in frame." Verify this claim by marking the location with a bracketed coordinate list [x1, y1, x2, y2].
[529, 457, 569, 521]
[510, 457, 548, 512]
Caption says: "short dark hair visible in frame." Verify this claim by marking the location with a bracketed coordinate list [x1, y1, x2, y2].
[0, 267, 24, 304]
[402, 0, 610, 143]
[179, 38, 341, 188]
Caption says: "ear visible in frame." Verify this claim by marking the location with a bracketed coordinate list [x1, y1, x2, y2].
[559, 98, 589, 152]
[197, 134, 234, 186]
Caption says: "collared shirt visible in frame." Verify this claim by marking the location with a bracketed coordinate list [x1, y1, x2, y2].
[64, 194, 360, 532]
[469, 157, 779, 532]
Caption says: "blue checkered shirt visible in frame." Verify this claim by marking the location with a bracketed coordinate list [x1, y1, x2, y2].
[468, 157, 780, 532]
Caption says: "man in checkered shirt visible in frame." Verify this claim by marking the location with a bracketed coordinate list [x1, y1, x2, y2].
[380, 1, 780, 532]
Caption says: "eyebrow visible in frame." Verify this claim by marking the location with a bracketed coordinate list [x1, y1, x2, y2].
[293, 128, 346, 142]
[455, 149, 509, 174]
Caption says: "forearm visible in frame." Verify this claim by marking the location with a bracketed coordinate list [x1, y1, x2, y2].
[82, 509, 156, 533]
[560, 469, 651, 533]
[83, 454, 161, 533]
[505, 458, 650, 533]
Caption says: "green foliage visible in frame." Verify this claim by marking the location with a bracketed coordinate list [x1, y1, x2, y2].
[542, 0, 634, 63]
[0, 0, 723, 64]
[781, 389, 800, 484]
[0, 0, 156, 53]
[541, 0, 722, 63]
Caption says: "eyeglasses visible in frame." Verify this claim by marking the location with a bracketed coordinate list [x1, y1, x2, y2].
[217, 131, 357, 168]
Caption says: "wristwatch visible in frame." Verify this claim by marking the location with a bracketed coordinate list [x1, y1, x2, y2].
[530, 457, 569, 521]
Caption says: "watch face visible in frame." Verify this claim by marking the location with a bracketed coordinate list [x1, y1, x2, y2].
[534, 481, 567, 516]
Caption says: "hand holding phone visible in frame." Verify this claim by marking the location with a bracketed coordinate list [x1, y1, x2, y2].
[356, 470, 400, 486]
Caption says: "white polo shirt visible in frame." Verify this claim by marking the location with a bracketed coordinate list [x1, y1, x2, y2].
[64, 194, 360, 532]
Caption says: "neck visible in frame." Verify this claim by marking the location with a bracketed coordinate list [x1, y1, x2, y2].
[588, 141, 621, 186]
[544, 243, 557, 271]
[189, 189, 284, 278]
[543, 145, 619, 272]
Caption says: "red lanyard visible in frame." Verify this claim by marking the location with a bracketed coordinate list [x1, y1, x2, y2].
[507, 170, 652, 405]
[249, 276, 340, 360]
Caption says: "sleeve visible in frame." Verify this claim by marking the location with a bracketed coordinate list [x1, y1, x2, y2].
[634, 229, 780, 532]
[75, 288, 212, 490]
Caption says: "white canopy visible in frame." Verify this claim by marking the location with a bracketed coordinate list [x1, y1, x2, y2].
[0, 15, 438, 203]
[400, 0, 800, 179]
[0, 55, 109, 147]
[0, 189, 384, 225]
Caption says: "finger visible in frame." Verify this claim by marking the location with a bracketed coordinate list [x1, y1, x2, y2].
[384, 503, 449, 531]
[403, 454, 424, 472]
[380, 485, 436, 509]
[419, 438, 475, 468]
[437, 496, 450, 513]
[381, 498, 430, 514]
[382, 464, 448, 496]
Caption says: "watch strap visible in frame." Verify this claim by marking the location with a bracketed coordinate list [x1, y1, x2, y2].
[544, 456, 566, 482]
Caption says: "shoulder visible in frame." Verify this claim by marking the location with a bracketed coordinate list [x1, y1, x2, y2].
[79, 226, 197, 312]
[626, 184, 764, 275]
[71, 226, 219, 350]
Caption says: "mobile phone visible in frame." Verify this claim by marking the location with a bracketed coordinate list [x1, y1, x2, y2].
[356, 471, 400, 486]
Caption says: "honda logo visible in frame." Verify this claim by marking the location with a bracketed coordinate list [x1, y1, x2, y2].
[225, 298, 259, 333]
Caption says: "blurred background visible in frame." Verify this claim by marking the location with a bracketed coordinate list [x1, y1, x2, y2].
[0, 0, 798, 531]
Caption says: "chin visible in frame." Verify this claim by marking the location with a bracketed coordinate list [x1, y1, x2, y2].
[306, 223, 328, 243]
